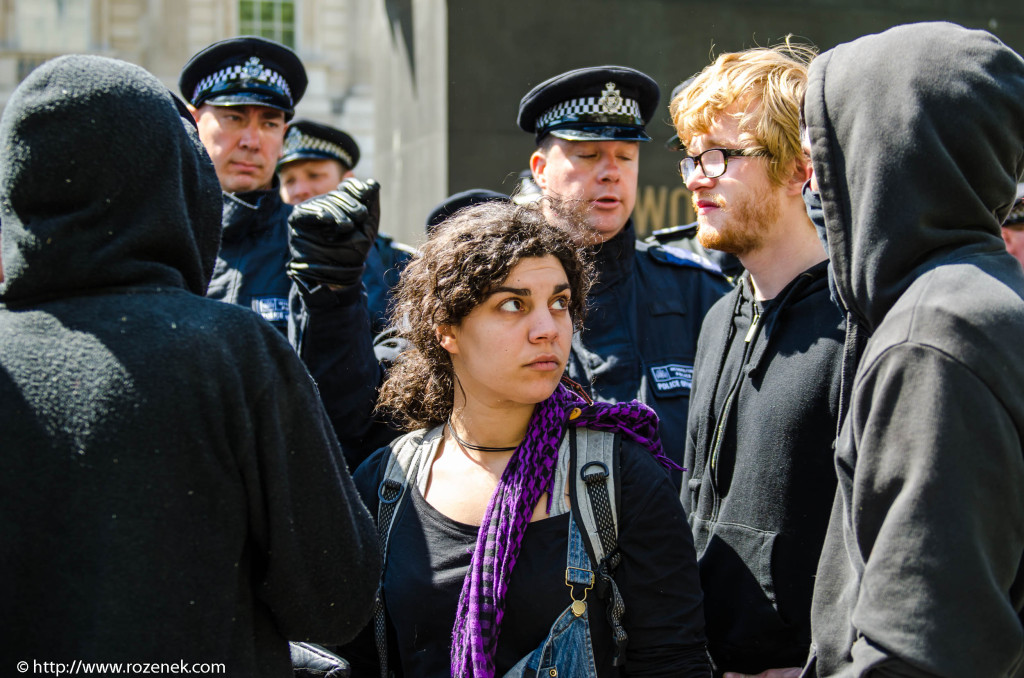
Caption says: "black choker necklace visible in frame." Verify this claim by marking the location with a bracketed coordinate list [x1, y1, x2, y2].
[447, 419, 519, 453]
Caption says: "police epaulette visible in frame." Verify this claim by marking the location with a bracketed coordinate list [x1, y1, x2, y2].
[375, 233, 419, 257]
[647, 243, 724, 276]
[647, 222, 698, 243]
[390, 240, 420, 257]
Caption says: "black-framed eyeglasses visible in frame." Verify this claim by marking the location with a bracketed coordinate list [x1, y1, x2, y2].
[678, 147, 770, 182]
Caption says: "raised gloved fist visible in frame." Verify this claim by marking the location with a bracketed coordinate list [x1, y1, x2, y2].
[287, 177, 381, 289]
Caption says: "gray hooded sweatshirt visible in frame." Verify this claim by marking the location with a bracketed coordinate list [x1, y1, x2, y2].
[0, 55, 379, 675]
[802, 22, 1024, 677]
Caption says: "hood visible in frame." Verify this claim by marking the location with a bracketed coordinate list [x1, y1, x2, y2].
[804, 22, 1024, 331]
[0, 54, 222, 303]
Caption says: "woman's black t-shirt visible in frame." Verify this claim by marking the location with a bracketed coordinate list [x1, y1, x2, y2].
[341, 436, 710, 677]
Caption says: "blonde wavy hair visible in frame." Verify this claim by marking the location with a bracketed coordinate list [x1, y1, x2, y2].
[671, 38, 817, 186]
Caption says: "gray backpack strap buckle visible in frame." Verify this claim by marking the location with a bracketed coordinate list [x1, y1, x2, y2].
[567, 426, 628, 666]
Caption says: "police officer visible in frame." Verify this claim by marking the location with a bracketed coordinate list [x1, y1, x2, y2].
[518, 66, 731, 477]
[278, 119, 416, 334]
[180, 36, 307, 332]
[278, 118, 361, 204]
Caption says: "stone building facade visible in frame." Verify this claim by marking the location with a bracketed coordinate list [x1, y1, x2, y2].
[2, 1, 1022, 246]
[0, 0, 377, 176]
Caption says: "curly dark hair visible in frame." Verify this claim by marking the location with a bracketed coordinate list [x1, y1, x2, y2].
[377, 198, 594, 431]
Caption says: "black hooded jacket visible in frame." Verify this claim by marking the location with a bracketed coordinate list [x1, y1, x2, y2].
[0, 55, 379, 676]
[684, 262, 844, 674]
[802, 23, 1024, 677]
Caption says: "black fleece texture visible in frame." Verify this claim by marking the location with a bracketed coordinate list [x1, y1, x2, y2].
[0, 55, 380, 676]
[683, 263, 844, 675]
[802, 22, 1024, 678]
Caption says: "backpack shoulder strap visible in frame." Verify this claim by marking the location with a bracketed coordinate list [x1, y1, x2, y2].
[567, 426, 620, 565]
[567, 426, 629, 666]
[373, 425, 442, 678]
[376, 427, 439, 557]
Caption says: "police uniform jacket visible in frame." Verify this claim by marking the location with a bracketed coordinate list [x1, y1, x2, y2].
[208, 184, 293, 333]
[565, 220, 730, 478]
[364, 234, 416, 335]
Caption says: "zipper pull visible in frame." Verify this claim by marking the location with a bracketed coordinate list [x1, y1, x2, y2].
[744, 308, 760, 343]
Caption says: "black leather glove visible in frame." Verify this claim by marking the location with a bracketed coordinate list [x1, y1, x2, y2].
[287, 177, 381, 290]
[289, 642, 350, 678]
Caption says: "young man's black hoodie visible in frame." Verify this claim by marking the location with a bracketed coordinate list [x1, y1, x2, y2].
[801, 22, 1024, 677]
[0, 55, 380, 676]
[684, 262, 844, 674]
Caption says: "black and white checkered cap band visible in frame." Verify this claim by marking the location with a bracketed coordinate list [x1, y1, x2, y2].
[536, 96, 643, 131]
[193, 63, 293, 105]
[283, 130, 353, 168]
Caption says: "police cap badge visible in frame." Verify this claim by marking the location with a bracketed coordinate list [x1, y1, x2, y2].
[278, 119, 361, 171]
[179, 36, 307, 119]
[517, 65, 660, 143]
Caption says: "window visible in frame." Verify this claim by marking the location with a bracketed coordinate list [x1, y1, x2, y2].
[239, 0, 296, 48]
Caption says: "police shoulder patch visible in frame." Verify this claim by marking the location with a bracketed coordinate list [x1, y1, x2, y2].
[649, 362, 693, 397]
[251, 296, 289, 324]
[645, 222, 699, 245]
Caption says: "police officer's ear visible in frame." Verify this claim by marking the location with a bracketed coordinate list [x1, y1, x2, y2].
[185, 102, 200, 124]
[529, 149, 548, 190]
[277, 122, 289, 159]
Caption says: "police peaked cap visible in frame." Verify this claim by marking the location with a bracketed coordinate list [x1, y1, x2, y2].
[279, 119, 360, 171]
[664, 76, 697, 151]
[425, 189, 510, 233]
[180, 36, 307, 118]
[517, 65, 660, 144]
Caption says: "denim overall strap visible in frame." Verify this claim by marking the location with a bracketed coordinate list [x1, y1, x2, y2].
[502, 516, 600, 678]
[565, 513, 596, 618]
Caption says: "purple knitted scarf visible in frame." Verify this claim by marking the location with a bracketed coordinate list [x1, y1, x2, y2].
[449, 378, 677, 677]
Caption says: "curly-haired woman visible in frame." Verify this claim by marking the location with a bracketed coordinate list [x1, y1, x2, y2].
[341, 199, 711, 678]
